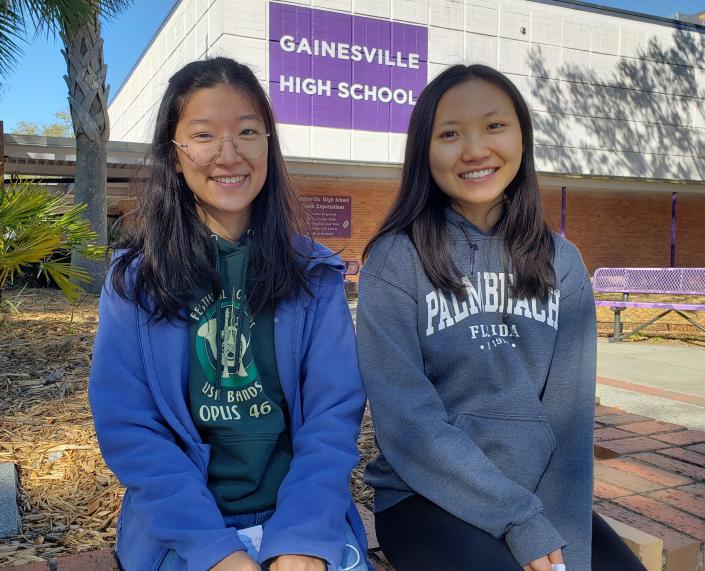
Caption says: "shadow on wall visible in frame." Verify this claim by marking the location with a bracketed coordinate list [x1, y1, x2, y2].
[528, 28, 705, 181]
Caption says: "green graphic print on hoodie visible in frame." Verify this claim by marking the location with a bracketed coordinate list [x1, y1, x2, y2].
[188, 235, 292, 515]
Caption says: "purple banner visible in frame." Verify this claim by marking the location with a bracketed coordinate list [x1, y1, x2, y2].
[269, 2, 428, 133]
[301, 195, 352, 238]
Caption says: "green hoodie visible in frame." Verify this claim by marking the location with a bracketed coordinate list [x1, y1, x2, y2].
[188, 234, 292, 515]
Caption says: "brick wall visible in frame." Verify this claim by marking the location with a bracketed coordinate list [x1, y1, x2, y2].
[541, 188, 705, 274]
[543, 188, 676, 274]
[541, 187, 563, 234]
[675, 193, 705, 267]
[292, 175, 399, 272]
[115, 179, 705, 276]
[305, 182, 705, 276]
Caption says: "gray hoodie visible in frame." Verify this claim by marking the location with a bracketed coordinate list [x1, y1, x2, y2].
[357, 208, 596, 569]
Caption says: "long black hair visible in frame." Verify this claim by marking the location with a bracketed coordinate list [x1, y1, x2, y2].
[364, 64, 555, 300]
[112, 57, 308, 320]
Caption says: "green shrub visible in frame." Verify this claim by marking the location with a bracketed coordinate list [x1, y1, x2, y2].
[0, 180, 104, 303]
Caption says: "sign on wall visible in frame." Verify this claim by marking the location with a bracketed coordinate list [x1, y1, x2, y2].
[300, 195, 352, 238]
[269, 2, 428, 133]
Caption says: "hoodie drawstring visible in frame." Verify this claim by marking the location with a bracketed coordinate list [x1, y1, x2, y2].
[452, 217, 514, 326]
[213, 232, 251, 401]
[456, 223, 478, 277]
[213, 235, 224, 398]
[232, 248, 249, 391]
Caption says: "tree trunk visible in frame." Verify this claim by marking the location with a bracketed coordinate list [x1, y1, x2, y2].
[62, 13, 109, 294]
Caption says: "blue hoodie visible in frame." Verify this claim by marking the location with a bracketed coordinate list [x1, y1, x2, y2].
[356, 209, 596, 570]
[89, 241, 367, 571]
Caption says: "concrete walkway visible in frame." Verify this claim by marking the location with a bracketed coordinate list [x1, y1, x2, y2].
[597, 339, 705, 431]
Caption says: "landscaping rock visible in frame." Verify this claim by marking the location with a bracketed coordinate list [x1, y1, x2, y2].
[0, 462, 20, 537]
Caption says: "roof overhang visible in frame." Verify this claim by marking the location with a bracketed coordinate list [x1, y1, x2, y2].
[3, 134, 149, 179]
[3, 134, 704, 198]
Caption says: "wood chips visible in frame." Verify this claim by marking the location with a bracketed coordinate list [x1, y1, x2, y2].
[0, 289, 121, 567]
[0, 287, 703, 567]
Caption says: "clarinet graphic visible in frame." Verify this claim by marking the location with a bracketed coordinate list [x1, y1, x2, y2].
[220, 294, 248, 380]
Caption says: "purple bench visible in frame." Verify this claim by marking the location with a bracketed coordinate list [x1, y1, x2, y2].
[343, 260, 360, 297]
[592, 267, 705, 342]
[344, 260, 360, 279]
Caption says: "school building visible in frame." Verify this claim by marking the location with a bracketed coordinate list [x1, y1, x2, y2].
[107, 0, 705, 273]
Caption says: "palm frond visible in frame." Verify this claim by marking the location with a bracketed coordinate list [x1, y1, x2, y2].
[5, 1, 133, 58]
[0, 1, 26, 78]
[0, 179, 105, 298]
[0, 284, 27, 314]
[14, 0, 98, 38]
[40, 259, 91, 302]
[0, 224, 62, 287]
[42, 202, 103, 259]
[20, 0, 133, 40]
[0, 182, 65, 226]
[95, 0, 132, 20]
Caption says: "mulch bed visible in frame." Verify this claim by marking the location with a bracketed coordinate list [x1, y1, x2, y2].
[0, 287, 702, 566]
[0, 289, 121, 566]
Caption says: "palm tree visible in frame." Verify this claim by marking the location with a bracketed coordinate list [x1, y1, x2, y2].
[0, 0, 132, 292]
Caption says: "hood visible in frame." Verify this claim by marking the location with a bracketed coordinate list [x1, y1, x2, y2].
[444, 206, 504, 242]
[297, 236, 346, 276]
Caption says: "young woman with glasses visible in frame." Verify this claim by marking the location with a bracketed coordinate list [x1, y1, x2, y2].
[89, 57, 369, 571]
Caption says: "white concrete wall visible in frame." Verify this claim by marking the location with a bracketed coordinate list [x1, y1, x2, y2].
[109, 0, 218, 143]
[108, 0, 705, 181]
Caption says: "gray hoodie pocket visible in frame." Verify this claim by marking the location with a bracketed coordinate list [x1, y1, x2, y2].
[454, 411, 557, 492]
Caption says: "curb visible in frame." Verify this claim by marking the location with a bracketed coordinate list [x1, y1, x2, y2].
[10, 549, 119, 571]
[600, 513, 663, 571]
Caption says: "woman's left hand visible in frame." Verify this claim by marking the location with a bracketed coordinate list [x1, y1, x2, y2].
[522, 548, 564, 571]
[269, 554, 326, 571]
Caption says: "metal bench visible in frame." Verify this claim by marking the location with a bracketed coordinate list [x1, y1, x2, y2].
[344, 260, 360, 279]
[592, 267, 705, 342]
[343, 260, 361, 297]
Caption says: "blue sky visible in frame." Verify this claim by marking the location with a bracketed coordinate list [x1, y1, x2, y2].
[0, 0, 703, 133]
[0, 0, 176, 132]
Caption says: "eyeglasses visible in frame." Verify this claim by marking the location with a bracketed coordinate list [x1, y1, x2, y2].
[172, 131, 270, 165]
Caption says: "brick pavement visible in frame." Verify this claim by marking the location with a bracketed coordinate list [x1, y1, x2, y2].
[594, 404, 705, 571]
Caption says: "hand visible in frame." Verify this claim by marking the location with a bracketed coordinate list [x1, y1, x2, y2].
[210, 550, 261, 571]
[269, 554, 326, 571]
[523, 548, 564, 571]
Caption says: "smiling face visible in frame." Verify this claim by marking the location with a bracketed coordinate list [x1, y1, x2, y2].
[174, 84, 268, 240]
[429, 79, 523, 232]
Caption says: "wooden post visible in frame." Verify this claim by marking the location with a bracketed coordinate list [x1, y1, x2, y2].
[0, 120, 4, 190]
[560, 186, 567, 238]
[671, 192, 678, 267]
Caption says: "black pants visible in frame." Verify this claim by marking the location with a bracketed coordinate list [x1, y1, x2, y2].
[375, 496, 646, 571]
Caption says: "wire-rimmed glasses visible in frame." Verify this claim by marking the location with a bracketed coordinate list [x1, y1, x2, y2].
[172, 132, 270, 165]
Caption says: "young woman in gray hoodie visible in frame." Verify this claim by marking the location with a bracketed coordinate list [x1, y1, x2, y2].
[356, 65, 646, 571]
